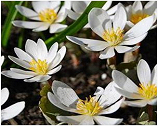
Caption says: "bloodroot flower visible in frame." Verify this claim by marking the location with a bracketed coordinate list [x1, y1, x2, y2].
[1, 88, 25, 122]
[13, 1, 71, 33]
[47, 81, 124, 125]
[112, 59, 157, 107]
[126, 1, 157, 29]
[2, 39, 66, 82]
[67, 4, 155, 59]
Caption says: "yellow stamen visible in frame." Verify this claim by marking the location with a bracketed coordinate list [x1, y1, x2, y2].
[102, 27, 124, 46]
[29, 59, 48, 75]
[76, 96, 102, 116]
[130, 13, 149, 24]
[138, 83, 157, 100]
[39, 9, 57, 23]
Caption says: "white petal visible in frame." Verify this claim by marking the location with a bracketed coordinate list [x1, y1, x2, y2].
[2, 70, 35, 79]
[121, 33, 147, 45]
[113, 3, 127, 30]
[14, 47, 32, 62]
[12, 21, 45, 29]
[88, 8, 110, 38]
[102, 1, 112, 11]
[72, 1, 87, 13]
[79, 116, 94, 125]
[37, 39, 48, 60]
[10, 68, 36, 75]
[124, 15, 155, 39]
[49, 24, 67, 33]
[66, 9, 80, 20]
[1, 101, 25, 121]
[144, 1, 157, 15]
[99, 97, 124, 115]
[126, 21, 134, 28]
[25, 39, 38, 61]
[104, 19, 112, 31]
[151, 64, 157, 85]
[32, 23, 50, 32]
[47, 65, 62, 75]
[1, 88, 9, 106]
[55, 12, 67, 23]
[57, 115, 93, 125]
[47, 92, 77, 113]
[99, 81, 122, 107]
[15, 5, 39, 20]
[52, 80, 79, 108]
[115, 46, 140, 53]
[1, 56, 4, 66]
[93, 116, 123, 125]
[112, 70, 138, 93]
[99, 47, 115, 59]
[137, 59, 151, 85]
[132, 1, 143, 14]
[94, 87, 104, 96]
[107, 4, 118, 15]
[57, 46, 66, 64]
[148, 98, 157, 105]
[8, 56, 30, 69]
[125, 100, 147, 107]
[46, 42, 58, 63]
[48, 53, 61, 70]
[24, 75, 51, 82]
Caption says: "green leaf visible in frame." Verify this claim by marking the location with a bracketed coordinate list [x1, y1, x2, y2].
[2, 1, 23, 48]
[45, 1, 106, 47]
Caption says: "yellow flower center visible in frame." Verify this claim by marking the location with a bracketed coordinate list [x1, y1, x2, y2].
[102, 27, 124, 46]
[130, 13, 149, 24]
[29, 59, 48, 75]
[76, 96, 102, 116]
[39, 9, 57, 23]
[138, 83, 157, 100]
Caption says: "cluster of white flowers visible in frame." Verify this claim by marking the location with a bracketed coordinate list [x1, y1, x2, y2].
[1, 1, 157, 125]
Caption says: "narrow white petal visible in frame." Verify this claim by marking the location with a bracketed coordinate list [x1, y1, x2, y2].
[112, 70, 138, 93]
[15, 5, 39, 20]
[33, 23, 50, 32]
[132, 1, 143, 14]
[113, 3, 127, 30]
[14, 47, 32, 62]
[72, 1, 87, 13]
[88, 8, 110, 38]
[93, 116, 123, 125]
[148, 98, 157, 105]
[1, 88, 9, 106]
[102, 1, 112, 11]
[10, 68, 36, 75]
[57, 46, 66, 65]
[24, 75, 51, 82]
[144, 1, 157, 15]
[137, 59, 151, 85]
[107, 4, 118, 15]
[94, 87, 104, 96]
[67, 9, 80, 20]
[46, 42, 58, 63]
[79, 116, 94, 125]
[126, 21, 134, 28]
[151, 64, 157, 85]
[104, 20, 112, 31]
[48, 53, 61, 70]
[1, 56, 4, 66]
[57, 115, 90, 125]
[8, 56, 30, 69]
[115, 46, 140, 53]
[52, 80, 79, 108]
[37, 39, 48, 60]
[1, 101, 25, 121]
[125, 100, 147, 107]
[124, 15, 155, 39]
[47, 65, 62, 75]
[2, 70, 35, 79]
[47, 92, 77, 113]
[99, 47, 115, 59]
[49, 24, 67, 33]
[99, 97, 124, 115]
[55, 12, 67, 23]
[12, 21, 44, 29]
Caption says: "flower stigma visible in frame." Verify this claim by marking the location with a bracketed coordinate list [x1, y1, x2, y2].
[138, 83, 157, 100]
[39, 9, 57, 23]
[76, 96, 102, 116]
[103, 27, 124, 46]
[29, 59, 48, 75]
[130, 13, 149, 24]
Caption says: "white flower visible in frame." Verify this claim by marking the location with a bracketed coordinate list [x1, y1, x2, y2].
[12, 1, 71, 33]
[67, 1, 116, 28]
[112, 59, 157, 107]
[2, 39, 66, 82]
[1, 56, 4, 66]
[126, 1, 157, 29]
[67, 4, 155, 59]
[1, 88, 25, 122]
[47, 80, 124, 125]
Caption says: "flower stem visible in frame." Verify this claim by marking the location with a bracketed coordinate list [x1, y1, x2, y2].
[47, 79, 53, 86]
[147, 104, 153, 121]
